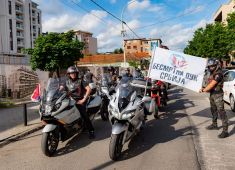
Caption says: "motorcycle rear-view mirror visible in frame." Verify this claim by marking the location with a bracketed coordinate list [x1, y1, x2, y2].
[142, 96, 151, 102]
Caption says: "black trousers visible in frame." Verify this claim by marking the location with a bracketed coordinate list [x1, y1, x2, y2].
[76, 103, 94, 132]
[210, 92, 228, 131]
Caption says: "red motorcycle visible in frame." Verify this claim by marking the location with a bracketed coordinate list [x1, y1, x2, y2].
[151, 80, 168, 119]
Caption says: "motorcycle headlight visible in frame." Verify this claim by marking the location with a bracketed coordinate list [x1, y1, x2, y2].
[54, 102, 62, 110]
[121, 109, 135, 119]
[110, 107, 119, 118]
[45, 105, 53, 115]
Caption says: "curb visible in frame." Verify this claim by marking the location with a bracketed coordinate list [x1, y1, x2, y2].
[0, 125, 44, 148]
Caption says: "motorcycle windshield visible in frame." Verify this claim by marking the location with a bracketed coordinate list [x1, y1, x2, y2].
[43, 77, 67, 104]
[101, 74, 110, 87]
[118, 77, 133, 112]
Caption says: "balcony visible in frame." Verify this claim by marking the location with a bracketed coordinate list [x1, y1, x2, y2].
[16, 0, 23, 3]
[16, 31, 24, 37]
[32, 2, 38, 9]
[15, 7, 23, 14]
[17, 41, 24, 47]
[17, 48, 23, 54]
[16, 15, 23, 22]
[16, 23, 24, 29]
[16, 34, 24, 39]
[16, 0, 23, 5]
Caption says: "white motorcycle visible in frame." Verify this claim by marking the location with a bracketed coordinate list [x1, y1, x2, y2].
[108, 76, 156, 160]
[39, 77, 102, 157]
[98, 74, 116, 120]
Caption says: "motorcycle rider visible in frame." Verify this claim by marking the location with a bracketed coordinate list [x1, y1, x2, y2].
[200, 58, 229, 138]
[63, 66, 95, 139]
[124, 68, 133, 78]
[133, 67, 144, 79]
[156, 80, 169, 102]
[107, 66, 117, 85]
[84, 68, 94, 83]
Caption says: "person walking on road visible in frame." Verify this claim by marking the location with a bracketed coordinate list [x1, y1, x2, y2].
[200, 58, 229, 138]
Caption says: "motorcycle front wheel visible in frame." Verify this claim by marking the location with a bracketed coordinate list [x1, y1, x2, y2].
[41, 129, 59, 157]
[109, 132, 124, 161]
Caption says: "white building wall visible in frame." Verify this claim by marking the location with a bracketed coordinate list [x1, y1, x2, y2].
[0, 0, 42, 62]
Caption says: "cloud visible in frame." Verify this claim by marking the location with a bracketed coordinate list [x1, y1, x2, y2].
[148, 6, 163, 12]
[127, 0, 163, 13]
[42, 10, 108, 33]
[128, 0, 150, 11]
[110, 0, 117, 4]
[34, 0, 65, 16]
[150, 19, 207, 51]
[75, 10, 108, 31]
[42, 14, 79, 32]
[180, 5, 205, 15]
[96, 19, 141, 51]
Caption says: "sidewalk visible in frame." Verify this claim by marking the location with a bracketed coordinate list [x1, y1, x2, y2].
[182, 88, 235, 170]
[0, 103, 43, 147]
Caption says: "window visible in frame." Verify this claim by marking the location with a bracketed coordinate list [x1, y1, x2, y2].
[38, 13, 40, 24]
[224, 72, 229, 82]
[133, 46, 137, 49]
[230, 72, 235, 81]
[8, 1, 12, 14]
[9, 19, 13, 50]
[127, 46, 131, 49]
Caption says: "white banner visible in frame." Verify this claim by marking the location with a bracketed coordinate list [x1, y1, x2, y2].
[149, 47, 207, 92]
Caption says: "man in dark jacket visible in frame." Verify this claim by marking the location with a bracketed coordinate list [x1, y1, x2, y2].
[64, 66, 95, 139]
[200, 58, 229, 138]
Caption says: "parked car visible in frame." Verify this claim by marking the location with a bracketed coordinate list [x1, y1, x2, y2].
[223, 69, 235, 111]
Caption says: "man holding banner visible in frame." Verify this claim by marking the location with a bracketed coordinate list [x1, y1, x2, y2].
[200, 59, 229, 138]
[149, 47, 229, 138]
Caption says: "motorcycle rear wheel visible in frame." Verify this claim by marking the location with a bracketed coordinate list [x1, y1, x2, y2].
[109, 132, 124, 161]
[41, 129, 59, 157]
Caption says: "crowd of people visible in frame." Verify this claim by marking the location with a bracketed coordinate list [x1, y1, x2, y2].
[61, 57, 230, 140]
[60, 65, 170, 139]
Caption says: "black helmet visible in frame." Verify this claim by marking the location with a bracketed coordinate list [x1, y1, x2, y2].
[108, 66, 115, 72]
[125, 68, 130, 71]
[67, 66, 78, 74]
[135, 67, 141, 72]
[207, 58, 218, 67]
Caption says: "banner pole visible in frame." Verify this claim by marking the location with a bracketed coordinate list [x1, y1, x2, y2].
[144, 46, 157, 96]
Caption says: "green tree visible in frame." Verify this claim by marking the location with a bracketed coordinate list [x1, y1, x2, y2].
[128, 60, 140, 68]
[25, 30, 84, 77]
[227, 12, 235, 57]
[113, 48, 123, 54]
[119, 48, 123, 54]
[113, 48, 119, 54]
[184, 12, 235, 60]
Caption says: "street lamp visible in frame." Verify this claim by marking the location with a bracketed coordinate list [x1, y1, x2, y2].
[121, 0, 137, 67]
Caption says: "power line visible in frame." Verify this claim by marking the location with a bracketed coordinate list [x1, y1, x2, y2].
[89, 0, 123, 23]
[125, 24, 141, 39]
[60, 0, 122, 34]
[133, 0, 217, 30]
[88, 0, 141, 39]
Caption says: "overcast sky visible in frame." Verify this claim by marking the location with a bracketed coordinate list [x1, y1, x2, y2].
[34, 0, 229, 52]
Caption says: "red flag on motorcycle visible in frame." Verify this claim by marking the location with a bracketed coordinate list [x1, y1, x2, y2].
[31, 84, 41, 102]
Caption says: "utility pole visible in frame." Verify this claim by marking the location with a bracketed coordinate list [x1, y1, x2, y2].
[121, 20, 126, 67]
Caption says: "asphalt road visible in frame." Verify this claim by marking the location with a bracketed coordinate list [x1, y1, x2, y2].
[0, 87, 201, 170]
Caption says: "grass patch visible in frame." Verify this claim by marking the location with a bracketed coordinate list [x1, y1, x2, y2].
[0, 101, 15, 108]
